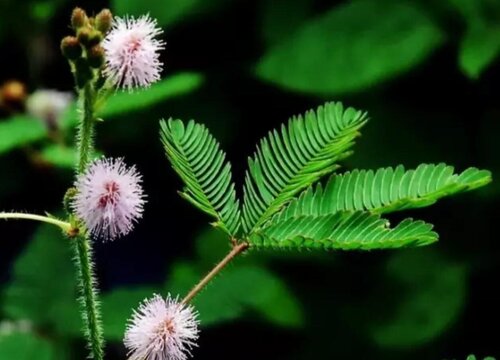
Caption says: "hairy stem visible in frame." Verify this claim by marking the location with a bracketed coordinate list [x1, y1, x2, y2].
[0, 212, 71, 232]
[182, 241, 249, 304]
[77, 83, 95, 173]
[73, 82, 105, 359]
[73, 235, 104, 360]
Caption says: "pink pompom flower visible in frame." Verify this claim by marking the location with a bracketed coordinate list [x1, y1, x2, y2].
[102, 14, 165, 90]
[72, 157, 146, 240]
[124, 294, 200, 360]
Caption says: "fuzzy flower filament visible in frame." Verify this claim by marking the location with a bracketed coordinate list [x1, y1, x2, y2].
[124, 294, 200, 360]
[72, 157, 146, 240]
[102, 15, 165, 90]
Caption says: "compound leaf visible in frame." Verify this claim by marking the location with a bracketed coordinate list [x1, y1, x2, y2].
[242, 101, 368, 234]
[161, 118, 240, 236]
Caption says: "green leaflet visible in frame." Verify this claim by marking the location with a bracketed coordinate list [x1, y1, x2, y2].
[160, 118, 241, 236]
[242, 101, 368, 234]
[277, 164, 492, 217]
[248, 212, 437, 251]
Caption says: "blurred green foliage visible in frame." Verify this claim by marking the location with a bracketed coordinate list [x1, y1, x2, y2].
[0, 116, 46, 155]
[459, 22, 500, 78]
[0, 332, 57, 359]
[0, 73, 203, 163]
[112, 0, 229, 27]
[371, 249, 467, 349]
[96, 73, 204, 119]
[257, 0, 444, 94]
[3, 225, 77, 330]
[452, 0, 500, 77]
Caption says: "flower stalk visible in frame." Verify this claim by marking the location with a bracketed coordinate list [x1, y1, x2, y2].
[73, 234, 104, 360]
[0, 212, 72, 232]
[77, 83, 95, 173]
[72, 67, 105, 360]
[182, 241, 249, 305]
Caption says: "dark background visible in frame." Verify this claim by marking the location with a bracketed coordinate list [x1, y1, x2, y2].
[0, 0, 499, 359]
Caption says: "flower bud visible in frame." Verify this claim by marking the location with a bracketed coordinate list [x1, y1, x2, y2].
[71, 7, 88, 29]
[0, 80, 27, 111]
[87, 30, 103, 47]
[77, 27, 91, 45]
[95, 9, 113, 34]
[78, 27, 102, 48]
[60, 36, 82, 60]
[87, 45, 105, 68]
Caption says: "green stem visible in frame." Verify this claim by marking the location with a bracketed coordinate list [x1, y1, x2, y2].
[73, 235, 104, 360]
[73, 81, 105, 359]
[77, 83, 95, 173]
[0, 212, 71, 232]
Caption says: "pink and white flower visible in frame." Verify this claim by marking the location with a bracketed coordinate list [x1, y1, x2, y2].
[102, 15, 165, 90]
[72, 157, 146, 240]
[124, 294, 200, 360]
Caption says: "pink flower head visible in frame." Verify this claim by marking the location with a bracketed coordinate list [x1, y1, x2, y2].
[125, 294, 200, 360]
[72, 157, 146, 240]
[103, 15, 165, 90]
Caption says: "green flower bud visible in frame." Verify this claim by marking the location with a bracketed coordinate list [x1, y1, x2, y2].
[77, 27, 91, 46]
[60, 36, 82, 60]
[88, 30, 103, 47]
[78, 28, 102, 48]
[95, 9, 113, 34]
[71, 7, 88, 29]
[88, 45, 105, 68]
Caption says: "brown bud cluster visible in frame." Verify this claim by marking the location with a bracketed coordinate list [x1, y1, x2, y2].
[61, 7, 113, 88]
